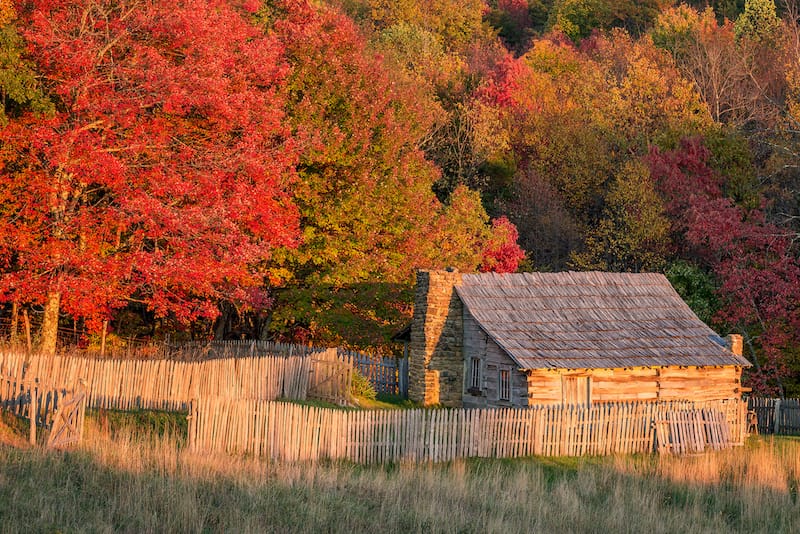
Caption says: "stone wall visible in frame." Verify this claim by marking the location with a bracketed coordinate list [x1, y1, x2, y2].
[408, 270, 465, 407]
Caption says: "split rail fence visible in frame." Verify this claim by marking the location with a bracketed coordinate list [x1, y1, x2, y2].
[188, 398, 747, 462]
[748, 397, 800, 435]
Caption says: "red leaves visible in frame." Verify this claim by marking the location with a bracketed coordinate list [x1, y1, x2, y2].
[648, 139, 800, 393]
[480, 217, 525, 273]
[1, 0, 299, 329]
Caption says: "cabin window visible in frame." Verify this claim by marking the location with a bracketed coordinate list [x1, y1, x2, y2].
[469, 358, 481, 391]
[562, 375, 591, 405]
[498, 368, 511, 401]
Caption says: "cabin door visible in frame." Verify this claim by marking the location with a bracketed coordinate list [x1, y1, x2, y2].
[562, 375, 591, 406]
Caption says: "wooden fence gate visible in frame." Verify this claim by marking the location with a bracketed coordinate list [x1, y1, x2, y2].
[654, 408, 733, 454]
[47, 381, 87, 449]
[0, 369, 87, 447]
[308, 349, 352, 405]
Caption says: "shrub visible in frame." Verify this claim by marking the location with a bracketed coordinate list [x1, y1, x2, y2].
[351, 369, 377, 400]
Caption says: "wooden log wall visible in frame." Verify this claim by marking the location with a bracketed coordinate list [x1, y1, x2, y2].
[188, 398, 748, 463]
[527, 366, 743, 404]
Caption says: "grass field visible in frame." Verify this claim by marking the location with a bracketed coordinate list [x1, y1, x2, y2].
[0, 414, 798, 533]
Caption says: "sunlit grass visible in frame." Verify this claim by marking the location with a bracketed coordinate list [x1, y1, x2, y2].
[0, 416, 798, 533]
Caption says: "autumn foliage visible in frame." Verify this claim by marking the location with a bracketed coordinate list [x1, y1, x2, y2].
[1, 0, 799, 392]
[0, 0, 522, 352]
[1, 0, 300, 349]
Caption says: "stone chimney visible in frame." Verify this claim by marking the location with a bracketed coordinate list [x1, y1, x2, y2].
[408, 269, 465, 407]
[725, 334, 744, 357]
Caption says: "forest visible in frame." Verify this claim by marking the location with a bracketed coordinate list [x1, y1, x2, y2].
[0, 0, 798, 395]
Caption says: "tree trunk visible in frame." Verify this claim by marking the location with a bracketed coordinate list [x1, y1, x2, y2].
[9, 301, 18, 345]
[100, 320, 108, 357]
[22, 309, 31, 355]
[40, 291, 61, 355]
[213, 302, 232, 340]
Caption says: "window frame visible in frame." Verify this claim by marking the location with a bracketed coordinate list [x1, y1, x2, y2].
[469, 357, 482, 392]
[498, 366, 512, 402]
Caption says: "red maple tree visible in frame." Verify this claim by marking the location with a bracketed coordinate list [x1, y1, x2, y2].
[0, 0, 299, 352]
[648, 138, 800, 394]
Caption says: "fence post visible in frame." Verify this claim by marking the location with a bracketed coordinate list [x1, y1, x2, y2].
[773, 398, 782, 434]
[187, 399, 196, 452]
[78, 379, 87, 443]
[22, 309, 32, 356]
[29, 385, 36, 446]
[399, 357, 409, 399]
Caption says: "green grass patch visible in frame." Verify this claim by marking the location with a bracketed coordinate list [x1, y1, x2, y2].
[89, 408, 187, 442]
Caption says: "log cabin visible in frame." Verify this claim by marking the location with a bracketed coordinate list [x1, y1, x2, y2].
[406, 270, 750, 408]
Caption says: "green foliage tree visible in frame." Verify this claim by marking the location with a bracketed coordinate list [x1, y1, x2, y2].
[570, 161, 671, 272]
[734, 0, 780, 43]
[0, 4, 52, 125]
[547, 0, 671, 42]
[268, 1, 497, 287]
[343, 0, 488, 52]
[665, 260, 720, 326]
[263, 2, 523, 348]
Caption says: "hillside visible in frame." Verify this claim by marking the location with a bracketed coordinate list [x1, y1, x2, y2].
[0, 0, 798, 393]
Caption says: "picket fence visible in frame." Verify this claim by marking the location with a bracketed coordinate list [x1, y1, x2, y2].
[167, 340, 323, 360]
[339, 349, 405, 396]
[186, 342, 406, 396]
[188, 398, 747, 462]
[748, 397, 800, 435]
[0, 349, 353, 411]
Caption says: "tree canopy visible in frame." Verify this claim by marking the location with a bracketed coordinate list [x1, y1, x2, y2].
[1, 0, 799, 392]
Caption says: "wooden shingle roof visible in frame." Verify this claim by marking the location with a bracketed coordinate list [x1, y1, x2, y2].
[455, 272, 751, 370]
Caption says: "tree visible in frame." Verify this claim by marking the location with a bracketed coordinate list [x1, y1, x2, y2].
[268, 0, 514, 286]
[480, 215, 526, 272]
[547, 0, 671, 42]
[0, 1, 52, 125]
[0, 0, 299, 352]
[261, 1, 525, 347]
[648, 139, 800, 394]
[734, 0, 780, 43]
[570, 160, 671, 272]
[652, 5, 783, 127]
[344, 0, 488, 52]
[474, 31, 707, 269]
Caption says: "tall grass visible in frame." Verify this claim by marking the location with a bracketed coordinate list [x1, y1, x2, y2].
[0, 418, 798, 533]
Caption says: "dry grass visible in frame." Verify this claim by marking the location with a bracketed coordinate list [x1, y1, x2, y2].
[0, 418, 799, 533]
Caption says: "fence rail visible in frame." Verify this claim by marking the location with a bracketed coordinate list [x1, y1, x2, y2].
[748, 397, 800, 435]
[188, 398, 747, 463]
